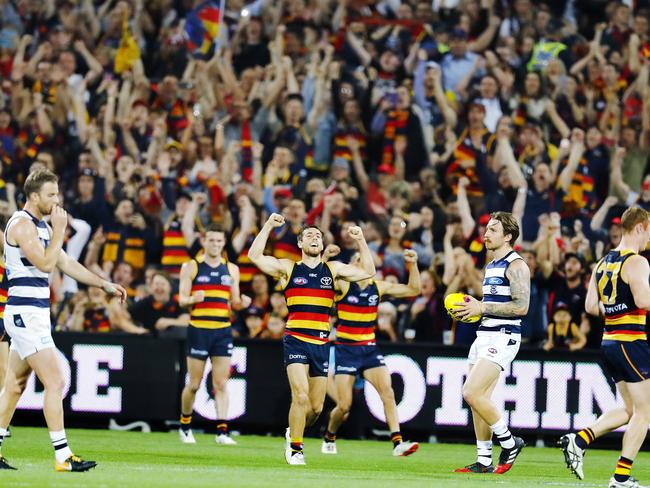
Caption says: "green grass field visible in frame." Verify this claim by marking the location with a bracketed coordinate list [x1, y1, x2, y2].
[0, 427, 648, 487]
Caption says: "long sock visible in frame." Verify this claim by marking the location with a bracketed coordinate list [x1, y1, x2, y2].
[391, 432, 403, 448]
[216, 419, 228, 435]
[180, 413, 192, 433]
[49, 430, 73, 464]
[575, 427, 595, 450]
[476, 440, 493, 466]
[490, 419, 515, 449]
[0, 428, 7, 453]
[290, 438, 303, 455]
[324, 430, 336, 443]
[614, 456, 633, 483]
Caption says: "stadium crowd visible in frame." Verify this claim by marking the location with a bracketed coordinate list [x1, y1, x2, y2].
[0, 0, 648, 351]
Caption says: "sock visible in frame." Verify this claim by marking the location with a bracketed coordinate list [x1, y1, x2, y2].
[614, 456, 633, 482]
[0, 427, 7, 453]
[180, 414, 192, 433]
[490, 419, 515, 449]
[49, 430, 73, 464]
[391, 431, 403, 448]
[216, 419, 228, 435]
[476, 440, 493, 466]
[575, 427, 595, 450]
[324, 430, 336, 443]
[290, 438, 303, 454]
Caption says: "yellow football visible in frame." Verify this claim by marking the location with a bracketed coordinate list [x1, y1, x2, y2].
[444, 292, 481, 323]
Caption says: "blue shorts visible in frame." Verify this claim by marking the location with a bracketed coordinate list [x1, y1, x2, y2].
[283, 334, 329, 377]
[602, 340, 650, 383]
[334, 344, 385, 375]
[186, 326, 233, 359]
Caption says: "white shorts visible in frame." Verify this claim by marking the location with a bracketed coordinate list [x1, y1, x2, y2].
[468, 333, 520, 371]
[4, 309, 54, 360]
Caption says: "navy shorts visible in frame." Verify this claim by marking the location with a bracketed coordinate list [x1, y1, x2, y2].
[0, 319, 8, 343]
[334, 344, 385, 375]
[186, 326, 233, 359]
[283, 334, 329, 377]
[602, 340, 650, 383]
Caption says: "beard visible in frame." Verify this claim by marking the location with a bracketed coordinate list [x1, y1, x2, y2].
[303, 246, 322, 258]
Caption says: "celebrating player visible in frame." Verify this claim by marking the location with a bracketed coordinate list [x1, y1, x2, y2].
[559, 207, 650, 488]
[0, 169, 126, 471]
[177, 223, 249, 445]
[248, 214, 375, 466]
[452, 212, 529, 474]
[321, 247, 420, 456]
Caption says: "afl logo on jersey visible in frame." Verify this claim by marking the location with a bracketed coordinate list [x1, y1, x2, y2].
[293, 277, 308, 285]
[221, 275, 231, 286]
[368, 295, 379, 305]
[320, 277, 333, 286]
[197, 276, 210, 283]
[347, 296, 359, 304]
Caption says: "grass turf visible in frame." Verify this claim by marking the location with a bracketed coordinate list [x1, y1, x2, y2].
[0, 427, 648, 487]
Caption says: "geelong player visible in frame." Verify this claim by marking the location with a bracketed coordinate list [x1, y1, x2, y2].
[560, 207, 650, 488]
[321, 248, 420, 456]
[248, 214, 375, 465]
[178, 223, 249, 445]
[453, 212, 529, 474]
[0, 169, 126, 471]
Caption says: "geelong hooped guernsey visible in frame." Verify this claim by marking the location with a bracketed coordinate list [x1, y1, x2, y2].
[335, 281, 380, 345]
[3, 210, 51, 311]
[594, 250, 647, 342]
[480, 250, 524, 335]
[283, 261, 335, 345]
[189, 258, 232, 329]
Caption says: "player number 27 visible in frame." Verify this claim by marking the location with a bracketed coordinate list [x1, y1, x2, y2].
[597, 262, 621, 305]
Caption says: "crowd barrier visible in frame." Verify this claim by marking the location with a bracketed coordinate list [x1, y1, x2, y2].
[13, 334, 626, 438]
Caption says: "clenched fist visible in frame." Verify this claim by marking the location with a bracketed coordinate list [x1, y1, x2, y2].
[348, 225, 365, 241]
[403, 249, 418, 263]
[266, 213, 285, 228]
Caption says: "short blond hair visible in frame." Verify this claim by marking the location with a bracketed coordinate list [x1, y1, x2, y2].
[620, 206, 650, 233]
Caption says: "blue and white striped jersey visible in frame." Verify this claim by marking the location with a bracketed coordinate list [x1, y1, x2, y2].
[3, 210, 51, 311]
[480, 250, 524, 335]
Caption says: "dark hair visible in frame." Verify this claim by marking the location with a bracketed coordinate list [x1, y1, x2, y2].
[490, 211, 520, 244]
[620, 206, 650, 233]
[151, 270, 172, 284]
[298, 225, 323, 240]
[24, 168, 58, 197]
[204, 222, 226, 234]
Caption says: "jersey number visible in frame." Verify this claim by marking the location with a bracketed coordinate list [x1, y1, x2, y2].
[597, 262, 622, 305]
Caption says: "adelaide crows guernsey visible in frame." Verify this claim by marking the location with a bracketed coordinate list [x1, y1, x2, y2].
[189, 258, 232, 329]
[283, 261, 335, 345]
[335, 281, 380, 345]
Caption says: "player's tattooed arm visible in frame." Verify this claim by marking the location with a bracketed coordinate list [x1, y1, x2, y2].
[481, 260, 530, 317]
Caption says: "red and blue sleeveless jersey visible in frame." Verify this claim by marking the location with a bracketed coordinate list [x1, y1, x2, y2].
[189, 258, 232, 329]
[335, 280, 380, 345]
[283, 261, 335, 344]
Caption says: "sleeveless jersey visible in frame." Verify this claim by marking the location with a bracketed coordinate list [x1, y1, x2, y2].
[189, 258, 232, 329]
[480, 250, 524, 335]
[235, 230, 258, 293]
[283, 261, 335, 344]
[161, 214, 203, 276]
[3, 210, 51, 311]
[0, 261, 6, 320]
[335, 280, 380, 345]
[594, 250, 647, 342]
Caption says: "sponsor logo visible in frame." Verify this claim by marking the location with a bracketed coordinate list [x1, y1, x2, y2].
[210, 272, 220, 277]
[486, 277, 503, 285]
[40, 336, 53, 345]
[488, 347, 498, 355]
[605, 303, 628, 314]
[309, 273, 318, 278]
[368, 295, 379, 305]
[320, 277, 333, 286]
[336, 366, 357, 372]
[221, 275, 231, 286]
[197, 276, 210, 283]
[293, 277, 308, 285]
[190, 348, 208, 356]
[320, 332, 328, 338]
[288, 354, 307, 360]
[348, 296, 360, 304]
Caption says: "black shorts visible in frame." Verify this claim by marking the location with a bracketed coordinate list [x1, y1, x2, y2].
[186, 326, 233, 360]
[283, 334, 329, 377]
[602, 340, 650, 383]
[334, 343, 385, 375]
